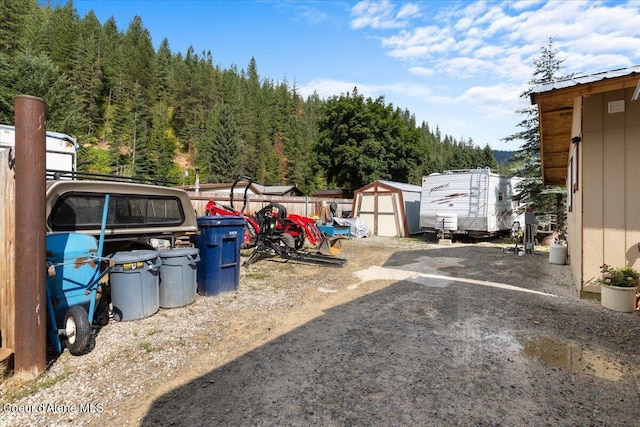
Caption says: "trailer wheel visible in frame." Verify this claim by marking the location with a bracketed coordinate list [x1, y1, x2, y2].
[63, 306, 91, 356]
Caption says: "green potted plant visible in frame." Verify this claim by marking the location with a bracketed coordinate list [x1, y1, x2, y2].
[599, 264, 639, 312]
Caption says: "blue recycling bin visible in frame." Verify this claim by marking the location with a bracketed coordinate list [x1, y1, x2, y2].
[196, 216, 245, 296]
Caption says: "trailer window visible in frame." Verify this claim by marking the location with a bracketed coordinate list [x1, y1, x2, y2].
[49, 192, 185, 231]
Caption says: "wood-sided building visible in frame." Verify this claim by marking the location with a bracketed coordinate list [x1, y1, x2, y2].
[530, 66, 640, 297]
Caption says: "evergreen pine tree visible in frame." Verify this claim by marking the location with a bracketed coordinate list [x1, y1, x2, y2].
[196, 104, 242, 183]
[70, 11, 105, 135]
[503, 37, 570, 227]
[8, 50, 82, 131]
[0, 0, 37, 122]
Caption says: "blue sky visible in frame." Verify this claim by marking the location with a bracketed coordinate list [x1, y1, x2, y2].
[73, 0, 640, 151]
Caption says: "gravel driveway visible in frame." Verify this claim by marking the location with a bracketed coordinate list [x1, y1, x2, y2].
[2, 236, 640, 426]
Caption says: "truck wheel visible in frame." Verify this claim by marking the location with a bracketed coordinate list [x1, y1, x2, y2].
[64, 306, 91, 356]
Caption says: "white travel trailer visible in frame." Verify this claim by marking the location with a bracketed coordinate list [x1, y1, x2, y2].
[0, 124, 78, 173]
[419, 168, 516, 238]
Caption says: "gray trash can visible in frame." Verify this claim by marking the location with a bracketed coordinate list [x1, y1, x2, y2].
[158, 247, 200, 308]
[110, 249, 161, 321]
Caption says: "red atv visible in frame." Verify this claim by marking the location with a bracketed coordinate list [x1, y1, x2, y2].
[204, 176, 260, 249]
[245, 202, 346, 267]
[205, 176, 340, 255]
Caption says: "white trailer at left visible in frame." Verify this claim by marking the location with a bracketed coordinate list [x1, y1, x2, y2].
[0, 124, 78, 173]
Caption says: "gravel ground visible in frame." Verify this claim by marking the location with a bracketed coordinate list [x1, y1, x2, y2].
[1, 235, 640, 426]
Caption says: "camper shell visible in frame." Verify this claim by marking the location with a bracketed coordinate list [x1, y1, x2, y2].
[0, 124, 78, 173]
[46, 180, 198, 251]
[419, 168, 516, 238]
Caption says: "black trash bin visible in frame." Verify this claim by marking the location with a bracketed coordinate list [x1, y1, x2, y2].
[196, 216, 245, 296]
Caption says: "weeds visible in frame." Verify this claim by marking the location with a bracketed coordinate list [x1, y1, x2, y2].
[138, 342, 154, 353]
[0, 370, 70, 405]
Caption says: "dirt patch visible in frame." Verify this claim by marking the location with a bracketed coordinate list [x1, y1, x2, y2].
[2, 236, 640, 426]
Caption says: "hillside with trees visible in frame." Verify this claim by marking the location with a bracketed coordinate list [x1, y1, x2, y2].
[0, 0, 502, 194]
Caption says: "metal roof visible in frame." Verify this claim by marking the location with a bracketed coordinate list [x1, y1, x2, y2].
[378, 180, 422, 193]
[531, 65, 640, 99]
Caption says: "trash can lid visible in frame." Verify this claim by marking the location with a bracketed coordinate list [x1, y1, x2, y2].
[111, 249, 160, 264]
[158, 247, 200, 258]
[197, 215, 246, 227]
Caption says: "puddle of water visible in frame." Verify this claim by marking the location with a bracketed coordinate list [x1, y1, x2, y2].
[516, 334, 626, 381]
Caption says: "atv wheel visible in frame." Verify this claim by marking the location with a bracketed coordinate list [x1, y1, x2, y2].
[294, 229, 305, 250]
[281, 233, 296, 249]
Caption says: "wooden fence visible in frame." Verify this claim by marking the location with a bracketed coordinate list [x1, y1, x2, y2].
[0, 149, 15, 353]
[188, 192, 354, 221]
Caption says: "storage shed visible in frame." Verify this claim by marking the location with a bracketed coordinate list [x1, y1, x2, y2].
[351, 180, 422, 237]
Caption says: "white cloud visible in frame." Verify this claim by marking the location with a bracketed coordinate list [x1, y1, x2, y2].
[473, 45, 504, 59]
[510, 0, 545, 12]
[561, 53, 636, 75]
[351, 0, 406, 29]
[299, 78, 434, 101]
[459, 83, 523, 105]
[457, 35, 484, 55]
[454, 17, 474, 32]
[382, 26, 456, 59]
[377, 82, 433, 98]
[298, 78, 363, 99]
[297, 7, 329, 26]
[439, 57, 495, 78]
[408, 66, 434, 77]
[396, 3, 421, 20]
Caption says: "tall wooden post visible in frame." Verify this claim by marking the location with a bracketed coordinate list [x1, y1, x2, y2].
[13, 95, 47, 376]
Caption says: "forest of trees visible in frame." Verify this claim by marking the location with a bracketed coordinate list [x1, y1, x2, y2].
[0, 0, 505, 195]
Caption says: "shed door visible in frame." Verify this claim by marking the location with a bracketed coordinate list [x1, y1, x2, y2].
[356, 190, 402, 237]
[376, 194, 398, 237]
[358, 193, 376, 236]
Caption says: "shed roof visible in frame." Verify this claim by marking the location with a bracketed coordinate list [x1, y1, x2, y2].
[378, 180, 422, 193]
[355, 180, 421, 194]
[530, 65, 640, 185]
